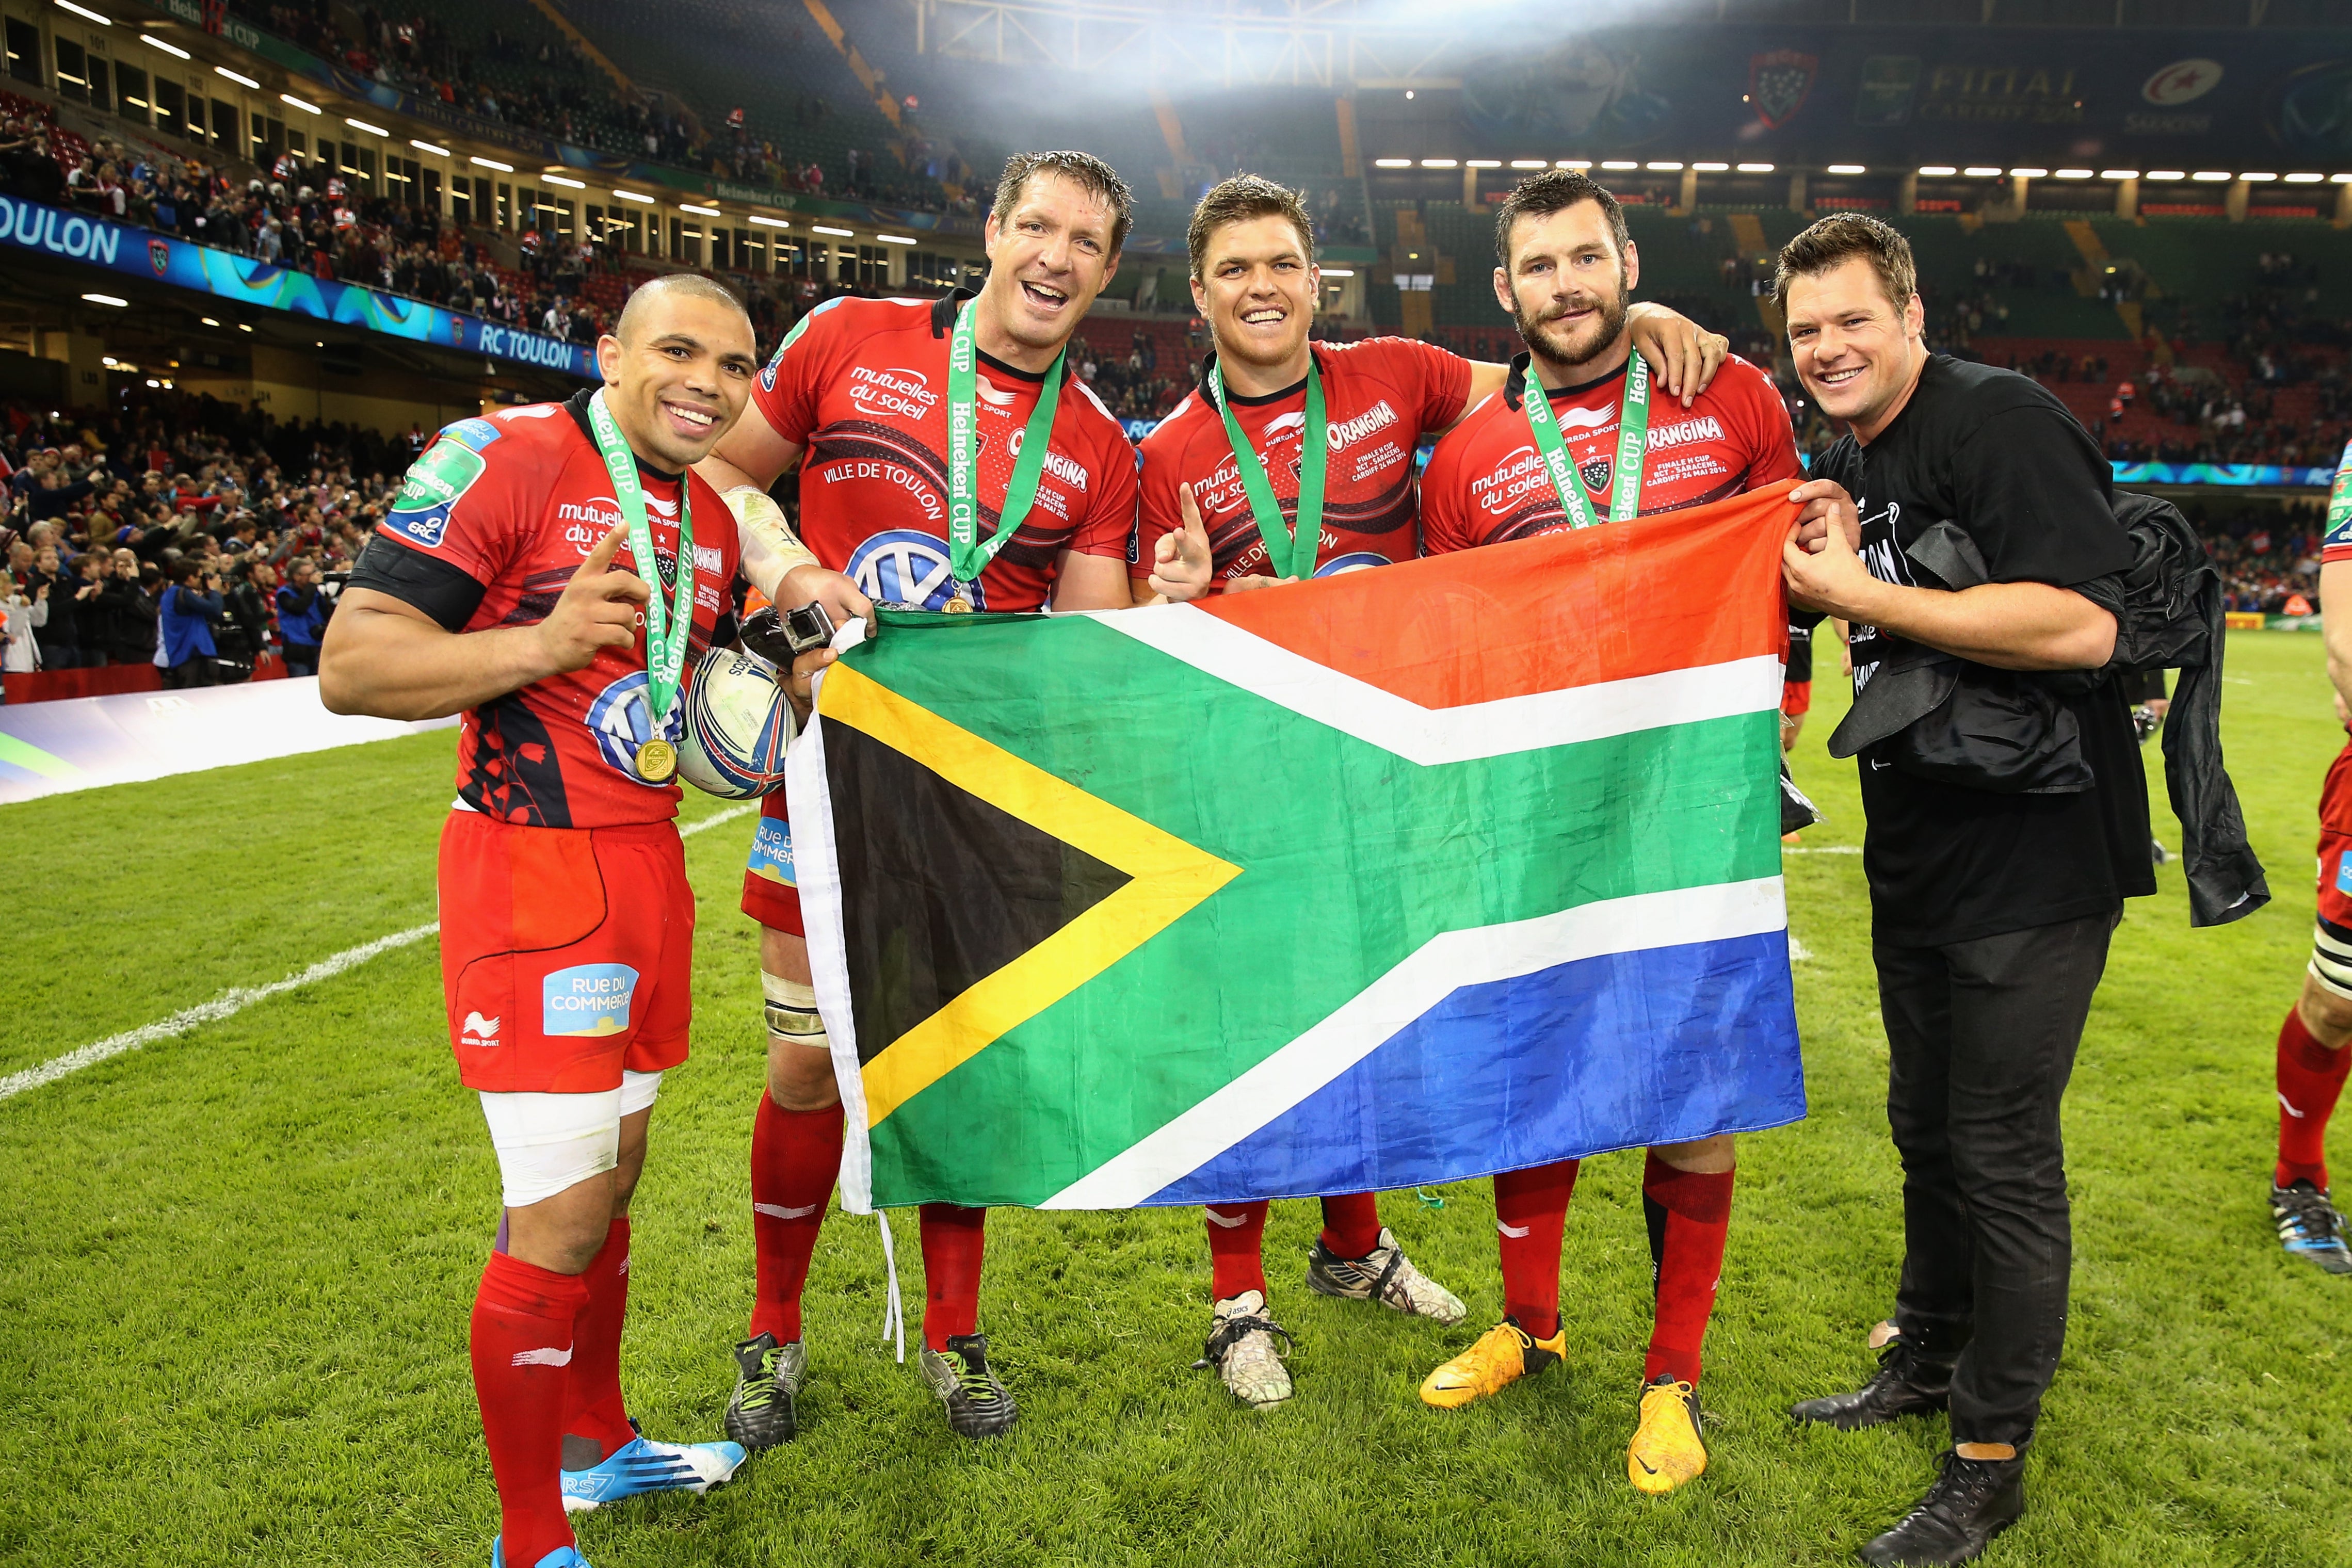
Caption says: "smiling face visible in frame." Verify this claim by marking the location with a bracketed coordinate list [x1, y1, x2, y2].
[979, 171, 1121, 362]
[1192, 212, 1318, 377]
[594, 283, 758, 472]
[1783, 255, 1926, 443]
[1495, 200, 1639, 373]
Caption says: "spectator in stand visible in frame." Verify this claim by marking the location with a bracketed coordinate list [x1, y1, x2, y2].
[99, 549, 159, 667]
[1, 567, 45, 683]
[274, 557, 332, 677]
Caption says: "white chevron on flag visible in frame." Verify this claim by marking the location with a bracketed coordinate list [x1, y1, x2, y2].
[1090, 602, 1781, 766]
[1039, 876, 1790, 1210]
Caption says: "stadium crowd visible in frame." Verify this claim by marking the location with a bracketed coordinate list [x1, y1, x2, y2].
[0, 391, 398, 687]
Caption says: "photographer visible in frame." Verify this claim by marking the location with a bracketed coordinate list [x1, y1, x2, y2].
[219, 559, 273, 683]
[1774, 215, 2153, 1567]
[158, 560, 226, 689]
[273, 557, 333, 677]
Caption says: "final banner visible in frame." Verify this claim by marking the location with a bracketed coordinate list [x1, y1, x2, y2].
[788, 482, 1807, 1213]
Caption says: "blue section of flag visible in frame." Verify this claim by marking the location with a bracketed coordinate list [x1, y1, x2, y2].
[1143, 931, 1805, 1205]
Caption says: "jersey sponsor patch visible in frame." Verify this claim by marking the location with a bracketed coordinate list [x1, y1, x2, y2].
[848, 527, 972, 611]
[749, 816, 795, 885]
[584, 669, 688, 786]
[542, 962, 638, 1037]
[386, 438, 488, 549]
[2335, 850, 2352, 896]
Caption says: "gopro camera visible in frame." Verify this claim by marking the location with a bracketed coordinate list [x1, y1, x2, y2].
[782, 600, 836, 654]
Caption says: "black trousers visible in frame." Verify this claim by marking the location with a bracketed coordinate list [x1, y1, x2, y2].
[1873, 909, 2116, 1449]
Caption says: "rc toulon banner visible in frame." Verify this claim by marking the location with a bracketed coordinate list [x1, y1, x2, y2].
[790, 483, 1808, 1212]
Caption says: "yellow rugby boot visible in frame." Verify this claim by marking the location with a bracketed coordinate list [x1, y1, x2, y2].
[1628, 1374, 1708, 1494]
[1417, 1317, 1564, 1410]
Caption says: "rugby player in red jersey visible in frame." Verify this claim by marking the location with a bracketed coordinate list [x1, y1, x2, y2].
[319, 276, 776, 1568]
[2263, 451, 2352, 1275]
[1132, 174, 1731, 1411]
[692, 150, 1214, 1445]
[1416, 170, 1805, 1495]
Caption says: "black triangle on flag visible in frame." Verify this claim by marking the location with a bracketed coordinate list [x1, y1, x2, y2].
[825, 721, 1132, 1064]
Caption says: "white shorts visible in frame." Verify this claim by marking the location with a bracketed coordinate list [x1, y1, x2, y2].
[478, 1069, 664, 1208]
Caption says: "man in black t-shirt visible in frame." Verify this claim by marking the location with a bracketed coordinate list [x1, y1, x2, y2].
[1771, 215, 2153, 1568]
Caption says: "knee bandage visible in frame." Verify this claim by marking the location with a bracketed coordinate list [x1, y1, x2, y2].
[2311, 920, 2352, 999]
[763, 972, 828, 1049]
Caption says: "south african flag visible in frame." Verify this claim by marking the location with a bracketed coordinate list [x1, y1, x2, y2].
[787, 482, 1807, 1212]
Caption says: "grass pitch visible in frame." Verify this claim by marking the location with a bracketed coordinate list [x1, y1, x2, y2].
[2, 631, 2347, 1568]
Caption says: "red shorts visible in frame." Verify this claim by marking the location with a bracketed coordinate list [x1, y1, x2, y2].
[439, 811, 696, 1093]
[1780, 680, 1813, 719]
[2317, 742, 2352, 929]
[740, 788, 804, 935]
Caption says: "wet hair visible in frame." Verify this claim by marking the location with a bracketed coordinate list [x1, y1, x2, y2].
[991, 150, 1135, 255]
[1773, 213, 1919, 317]
[1187, 175, 1314, 281]
[1493, 169, 1629, 270]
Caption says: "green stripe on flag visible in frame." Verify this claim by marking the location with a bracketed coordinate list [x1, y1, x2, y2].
[842, 614, 1781, 1209]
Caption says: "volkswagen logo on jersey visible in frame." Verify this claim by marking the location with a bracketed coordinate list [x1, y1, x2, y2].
[585, 669, 687, 786]
[848, 528, 977, 611]
[1314, 552, 1388, 576]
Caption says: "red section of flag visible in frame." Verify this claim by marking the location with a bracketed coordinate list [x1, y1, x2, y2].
[1200, 480, 1795, 708]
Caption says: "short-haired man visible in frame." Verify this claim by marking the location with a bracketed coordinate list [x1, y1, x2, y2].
[1133, 172, 1729, 1412]
[274, 556, 332, 678]
[2268, 452, 2352, 1276]
[1415, 169, 1805, 1495]
[321, 274, 772, 1568]
[1775, 213, 2152, 1566]
[696, 150, 1214, 1445]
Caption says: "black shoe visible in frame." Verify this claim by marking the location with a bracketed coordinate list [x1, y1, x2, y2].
[1857, 1450, 2025, 1565]
[2271, 1179, 2352, 1274]
[723, 1331, 804, 1449]
[1791, 1335, 1956, 1430]
[918, 1332, 1019, 1438]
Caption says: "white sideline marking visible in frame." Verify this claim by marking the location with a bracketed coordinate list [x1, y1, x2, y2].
[1789, 934, 1814, 962]
[0, 804, 755, 1104]
[1783, 845, 1861, 854]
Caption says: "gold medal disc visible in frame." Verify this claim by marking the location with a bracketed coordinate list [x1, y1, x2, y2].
[634, 738, 679, 783]
[943, 594, 974, 615]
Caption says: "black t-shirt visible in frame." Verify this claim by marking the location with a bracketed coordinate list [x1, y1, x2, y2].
[1810, 355, 2154, 947]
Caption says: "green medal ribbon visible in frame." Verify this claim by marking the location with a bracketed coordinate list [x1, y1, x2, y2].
[584, 389, 695, 733]
[1205, 353, 1326, 583]
[1521, 350, 1652, 529]
[945, 300, 1067, 599]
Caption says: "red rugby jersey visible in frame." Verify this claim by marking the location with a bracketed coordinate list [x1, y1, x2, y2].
[351, 388, 741, 829]
[747, 290, 1135, 612]
[1135, 337, 1471, 585]
[1421, 351, 1801, 552]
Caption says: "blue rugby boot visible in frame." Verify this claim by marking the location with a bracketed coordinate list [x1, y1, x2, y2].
[559, 1420, 746, 1513]
[491, 1541, 591, 1567]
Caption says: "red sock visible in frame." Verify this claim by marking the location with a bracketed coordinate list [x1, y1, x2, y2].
[1494, 1159, 1577, 1339]
[1317, 1191, 1383, 1258]
[2277, 1007, 2352, 1190]
[560, 1217, 635, 1460]
[470, 1250, 589, 1568]
[1642, 1153, 1734, 1386]
[1204, 1201, 1269, 1301]
[749, 1094, 843, 1343]
[919, 1203, 985, 1350]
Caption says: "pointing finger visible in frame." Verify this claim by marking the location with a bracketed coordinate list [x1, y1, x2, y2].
[582, 521, 630, 575]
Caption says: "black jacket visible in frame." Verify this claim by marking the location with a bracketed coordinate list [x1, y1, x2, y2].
[1830, 495, 2266, 927]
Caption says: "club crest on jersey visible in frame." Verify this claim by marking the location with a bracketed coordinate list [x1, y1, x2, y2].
[848, 528, 976, 611]
[1578, 457, 1615, 495]
[542, 962, 638, 1038]
[585, 670, 687, 786]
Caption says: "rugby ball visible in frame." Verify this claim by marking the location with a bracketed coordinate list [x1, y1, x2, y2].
[677, 648, 796, 798]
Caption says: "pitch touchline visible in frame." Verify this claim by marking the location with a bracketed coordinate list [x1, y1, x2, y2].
[0, 804, 757, 1104]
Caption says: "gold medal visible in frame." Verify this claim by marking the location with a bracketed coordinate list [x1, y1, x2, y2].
[943, 592, 974, 615]
[634, 738, 678, 783]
